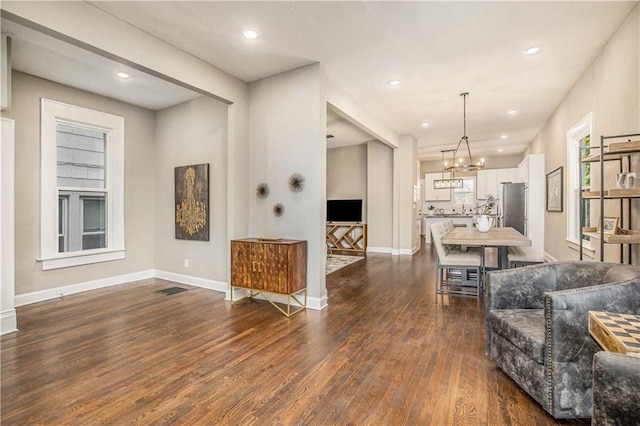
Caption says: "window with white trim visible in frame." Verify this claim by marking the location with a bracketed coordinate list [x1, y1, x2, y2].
[567, 112, 594, 254]
[454, 178, 475, 207]
[41, 99, 124, 270]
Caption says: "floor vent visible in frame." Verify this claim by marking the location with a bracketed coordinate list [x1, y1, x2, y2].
[156, 287, 188, 295]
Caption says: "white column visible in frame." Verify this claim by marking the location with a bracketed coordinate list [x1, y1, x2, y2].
[393, 135, 418, 255]
[366, 141, 393, 253]
[1, 118, 17, 334]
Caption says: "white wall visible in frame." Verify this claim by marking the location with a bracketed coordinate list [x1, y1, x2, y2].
[395, 135, 418, 254]
[326, 79, 399, 149]
[367, 141, 394, 252]
[2, 4, 251, 305]
[528, 4, 639, 262]
[1, 35, 10, 113]
[326, 144, 367, 220]
[248, 64, 327, 308]
[11, 72, 156, 296]
[1, 118, 16, 334]
[154, 97, 228, 283]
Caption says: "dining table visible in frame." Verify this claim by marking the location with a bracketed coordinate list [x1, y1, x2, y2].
[442, 226, 531, 269]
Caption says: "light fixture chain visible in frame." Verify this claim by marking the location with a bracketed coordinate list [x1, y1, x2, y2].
[442, 92, 484, 173]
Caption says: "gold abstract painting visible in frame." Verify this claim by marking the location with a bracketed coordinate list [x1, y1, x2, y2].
[175, 163, 209, 241]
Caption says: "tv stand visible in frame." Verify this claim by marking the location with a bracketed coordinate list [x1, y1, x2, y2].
[326, 222, 367, 256]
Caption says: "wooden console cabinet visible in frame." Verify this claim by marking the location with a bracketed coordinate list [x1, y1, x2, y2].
[230, 238, 307, 316]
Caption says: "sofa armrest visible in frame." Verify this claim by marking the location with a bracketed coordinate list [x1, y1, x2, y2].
[545, 278, 640, 362]
[544, 280, 640, 416]
[593, 352, 640, 426]
[487, 263, 557, 310]
[546, 279, 640, 362]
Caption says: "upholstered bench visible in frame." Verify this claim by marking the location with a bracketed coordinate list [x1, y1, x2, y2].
[507, 245, 544, 267]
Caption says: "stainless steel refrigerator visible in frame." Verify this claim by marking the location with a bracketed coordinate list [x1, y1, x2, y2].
[502, 182, 526, 234]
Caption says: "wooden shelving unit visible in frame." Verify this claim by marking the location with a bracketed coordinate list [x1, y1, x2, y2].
[579, 133, 640, 261]
[326, 222, 367, 256]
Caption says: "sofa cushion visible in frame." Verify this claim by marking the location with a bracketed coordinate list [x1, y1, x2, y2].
[487, 309, 545, 364]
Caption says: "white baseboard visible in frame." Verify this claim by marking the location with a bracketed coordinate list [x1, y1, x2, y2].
[154, 270, 227, 293]
[367, 246, 392, 254]
[308, 294, 328, 310]
[227, 290, 327, 311]
[1, 309, 17, 335]
[14, 270, 328, 312]
[399, 248, 417, 256]
[544, 251, 558, 263]
[15, 270, 155, 307]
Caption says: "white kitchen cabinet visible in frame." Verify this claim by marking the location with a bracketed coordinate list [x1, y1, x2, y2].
[521, 154, 545, 254]
[476, 169, 495, 200]
[496, 168, 519, 198]
[497, 168, 519, 186]
[424, 172, 451, 201]
[478, 168, 518, 199]
[518, 156, 529, 184]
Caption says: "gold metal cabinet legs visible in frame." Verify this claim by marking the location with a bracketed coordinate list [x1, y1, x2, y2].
[230, 286, 307, 317]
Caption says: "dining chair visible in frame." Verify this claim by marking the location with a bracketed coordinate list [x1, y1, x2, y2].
[430, 221, 483, 296]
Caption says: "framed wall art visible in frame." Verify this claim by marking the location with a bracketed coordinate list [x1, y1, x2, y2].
[598, 216, 619, 235]
[175, 163, 210, 241]
[546, 166, 563, 212]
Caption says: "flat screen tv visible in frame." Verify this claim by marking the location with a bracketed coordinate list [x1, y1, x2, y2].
[327, 199, 362, 222]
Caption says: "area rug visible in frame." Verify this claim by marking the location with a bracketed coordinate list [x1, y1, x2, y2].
[326, 255, 364, 275]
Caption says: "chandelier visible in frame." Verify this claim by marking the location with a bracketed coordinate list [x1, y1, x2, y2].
[434, 149, 463, 189]
[443, 92, 485, 173]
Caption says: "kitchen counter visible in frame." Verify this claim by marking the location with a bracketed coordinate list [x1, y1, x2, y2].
[422, 215, 475, 242]
[424, 214, 474, 218]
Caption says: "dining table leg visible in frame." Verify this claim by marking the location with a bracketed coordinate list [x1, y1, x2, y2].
[498, 246, 509, 269]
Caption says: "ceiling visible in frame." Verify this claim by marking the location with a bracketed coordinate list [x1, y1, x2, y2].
[326, 109, 375, 149]
[3, 18, 201, 111]
[6, 1, 638, 160]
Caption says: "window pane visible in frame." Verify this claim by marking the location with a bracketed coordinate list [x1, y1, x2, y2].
[82, 234, 105, 250]
[81, 195, 107, 250]
[57, 124, 106, 189]
[58, 196, 67, 253]
[58, 197, 64, 234]
[454, 179, 475, 205]
[83, 197, 106, 232]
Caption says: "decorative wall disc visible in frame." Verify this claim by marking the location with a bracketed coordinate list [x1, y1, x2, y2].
[256, 182, 270, 199]
[288, 173, 305, 193]
[273, 203, 284, 217]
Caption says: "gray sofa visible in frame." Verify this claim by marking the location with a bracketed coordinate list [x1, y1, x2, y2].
[592, 352, 640, 426]
[486, 261, 640, 419]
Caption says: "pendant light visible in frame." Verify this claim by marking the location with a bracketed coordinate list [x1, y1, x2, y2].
[444, 92, 485, 173]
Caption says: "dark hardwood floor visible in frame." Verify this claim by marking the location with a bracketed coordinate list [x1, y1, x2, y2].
[1, 243, 588, 425]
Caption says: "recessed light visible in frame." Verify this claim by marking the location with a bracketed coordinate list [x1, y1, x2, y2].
[498, 148, 504, 152]
[421, 122, 430, 127]
[507, 109, 518, 115]
[501, 134, 508, 139]
[115, 71, 130, 79]
[524, 45, 542, 55]
[388, 79, 402, 87]
[243, 29, 259, 39]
